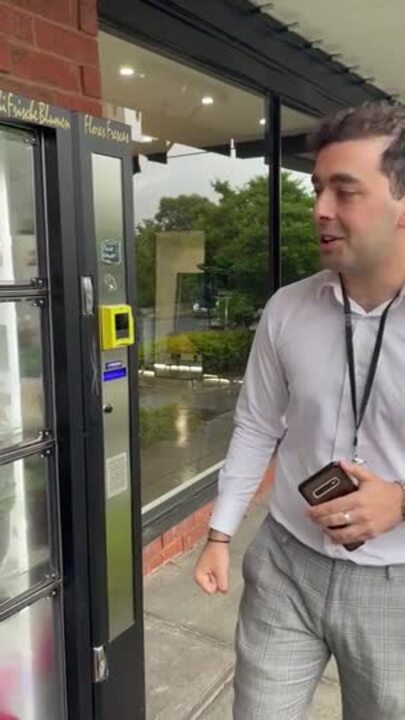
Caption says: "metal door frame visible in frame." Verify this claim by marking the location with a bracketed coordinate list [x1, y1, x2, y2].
[71, 112, 145, 720]
[0, 90, 146, 720]
[0, 97, 93, 719]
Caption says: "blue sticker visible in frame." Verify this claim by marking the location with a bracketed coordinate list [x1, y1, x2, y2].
[103, 368, 127, 382]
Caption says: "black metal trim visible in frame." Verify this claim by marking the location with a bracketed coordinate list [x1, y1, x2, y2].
[142, 470, 219, 546]
[123, 146, 146, 638]
[0, 285, 48, 300]
[143, 132, 309, 164]
[37, 129, 64, 599]
[0, 437, 54, 465]
[268, 93, 281, 293]
[44, 122, 94, 720]
[113, 133, 147, 720]
[0, 577, 62, 623]
[98, 0, 388, 120]
[71, 114, 110, 654]
[72, 111, 146, 719]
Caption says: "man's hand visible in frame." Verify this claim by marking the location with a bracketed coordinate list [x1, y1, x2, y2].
[308, 461, 403, 546]
[193, 531, 230, 594]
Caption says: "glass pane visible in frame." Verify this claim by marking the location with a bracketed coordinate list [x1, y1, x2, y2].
[92, 153, 134, 641]
[0, 300, 45, 449]
[0, 126, 38, 285]
[281, 103, 318, 285]
[0, 454, 52, 604]
[100, 34, 268, 507]
[0, 596, 64, 719]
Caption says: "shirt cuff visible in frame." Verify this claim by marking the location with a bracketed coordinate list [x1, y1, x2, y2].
[209, 493, 253, 537]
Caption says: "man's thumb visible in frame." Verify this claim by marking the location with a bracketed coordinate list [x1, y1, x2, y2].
[340, 460, 371, 484]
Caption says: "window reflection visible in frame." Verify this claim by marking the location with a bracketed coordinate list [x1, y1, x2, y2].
[100, 35, 319, 508]
[0, 127, 38, 285]
[0, 455, 52, 604]
[0, 301, 45, 449]
[135, 147, 268, 507]
[0, 596, 62, 719]
[100, 35, 269, 507]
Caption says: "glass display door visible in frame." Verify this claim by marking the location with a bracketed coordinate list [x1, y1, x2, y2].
[0, 125, 66, 719]
[0, 105, 145, 720]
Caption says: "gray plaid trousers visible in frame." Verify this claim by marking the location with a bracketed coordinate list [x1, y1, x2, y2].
[233, 514, 405, 720]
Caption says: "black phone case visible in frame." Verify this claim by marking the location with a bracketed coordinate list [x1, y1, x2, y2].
[298, 462, 363, 552]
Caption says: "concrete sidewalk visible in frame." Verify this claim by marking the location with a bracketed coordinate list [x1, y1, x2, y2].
[144, 500, 342, 720]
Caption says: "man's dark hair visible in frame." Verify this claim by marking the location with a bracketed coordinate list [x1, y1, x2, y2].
[308, 101, 405, 199]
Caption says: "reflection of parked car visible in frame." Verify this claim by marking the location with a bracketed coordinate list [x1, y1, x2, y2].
[192, 302, 209, 316]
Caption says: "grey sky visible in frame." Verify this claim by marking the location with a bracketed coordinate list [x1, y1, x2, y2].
[133, 144, 312, 226]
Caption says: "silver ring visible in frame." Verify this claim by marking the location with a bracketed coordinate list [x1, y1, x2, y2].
[342, 511, 352, 526]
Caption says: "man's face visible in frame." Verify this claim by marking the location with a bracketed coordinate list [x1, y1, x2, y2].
[312, 137, 405, 274]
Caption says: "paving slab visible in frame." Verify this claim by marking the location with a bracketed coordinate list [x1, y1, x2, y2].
[144, 503, 267, 647]
[144, 501, 342, 720]
[198, 675, 341, 720]
[145, 614, 234, 720]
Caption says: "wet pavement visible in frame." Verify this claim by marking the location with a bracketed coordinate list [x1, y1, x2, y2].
[144, 500, 341, 719]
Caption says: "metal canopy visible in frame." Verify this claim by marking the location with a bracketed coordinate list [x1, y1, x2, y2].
[249, 0, 404, 103]
[99, 0, 389, 119]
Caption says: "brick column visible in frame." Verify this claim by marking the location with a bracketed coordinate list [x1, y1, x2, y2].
[0, 0, 101, 114]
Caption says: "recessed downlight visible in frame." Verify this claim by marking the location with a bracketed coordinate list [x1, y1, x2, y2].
[202, 96, 214, 105]
[119, 66, 135, 77]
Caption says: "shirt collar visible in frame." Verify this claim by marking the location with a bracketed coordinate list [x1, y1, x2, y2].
[316, 270, 405, 317]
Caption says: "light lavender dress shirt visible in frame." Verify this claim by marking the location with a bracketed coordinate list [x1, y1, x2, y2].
[210, 270, 405, 565]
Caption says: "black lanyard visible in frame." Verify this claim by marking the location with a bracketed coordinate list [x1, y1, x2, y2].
[339, 275, 400, 461]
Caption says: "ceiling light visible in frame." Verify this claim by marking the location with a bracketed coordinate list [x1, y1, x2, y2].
[202, 96, 214, 105]
[119, 66, 135, 77]
[259, 118, 266, 125]
[140, 135, 155, 143]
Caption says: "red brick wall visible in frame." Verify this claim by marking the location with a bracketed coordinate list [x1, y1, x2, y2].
[0, 0, 101, 115]
[142, 461, 276, 576]
[142, 502, 215, 576]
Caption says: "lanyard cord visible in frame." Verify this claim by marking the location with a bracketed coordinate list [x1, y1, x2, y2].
[339, 275, 400, 457]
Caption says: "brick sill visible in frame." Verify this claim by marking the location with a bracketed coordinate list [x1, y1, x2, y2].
[142, 463, 275, 576]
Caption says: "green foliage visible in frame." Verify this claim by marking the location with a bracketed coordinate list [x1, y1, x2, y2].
[217, 292, 256, 328]
[139, 329, 252, 377]
[280, 173, 320, 285]
[191, 329, 252, 375]
[135, 171, 319, 313]
[135, 171, 319, 374]
[154, 194, 213, 231]
[139, 404, 179, 448]
[19, 346, 42, 378]
[139, 403, 201, 448]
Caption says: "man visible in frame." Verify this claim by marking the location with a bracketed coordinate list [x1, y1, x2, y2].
[193, 101, 405, 720]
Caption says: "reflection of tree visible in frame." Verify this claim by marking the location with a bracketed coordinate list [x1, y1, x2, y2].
[135, 172, 319, 312]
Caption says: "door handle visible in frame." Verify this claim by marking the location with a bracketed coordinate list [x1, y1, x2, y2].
[93, 645, 109, 683]
[80, 276, 94, 316]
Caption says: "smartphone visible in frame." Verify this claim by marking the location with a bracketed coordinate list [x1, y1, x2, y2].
[298, 461, 363, 552]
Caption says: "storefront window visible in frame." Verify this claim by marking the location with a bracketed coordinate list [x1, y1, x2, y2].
[135, 143, 268, 507]
[281, 104, 318, 285]
[100, 34, 316, 508]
